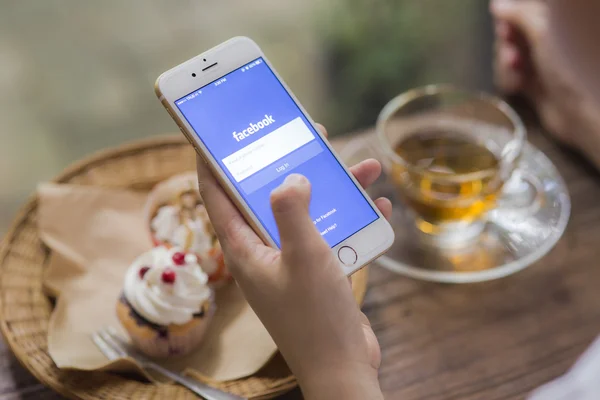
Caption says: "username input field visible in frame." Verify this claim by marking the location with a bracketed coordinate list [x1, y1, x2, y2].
[222, 117, 316, 182]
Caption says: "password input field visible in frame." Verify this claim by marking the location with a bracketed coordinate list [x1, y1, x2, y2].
[222, 117, 315, 182]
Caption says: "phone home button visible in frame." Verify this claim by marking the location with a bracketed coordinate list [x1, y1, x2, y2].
[338, 246, 358, 266]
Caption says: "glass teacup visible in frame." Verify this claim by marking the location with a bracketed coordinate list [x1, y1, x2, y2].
[376, 85, 526, 247]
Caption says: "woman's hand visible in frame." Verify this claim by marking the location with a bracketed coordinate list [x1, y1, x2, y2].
[196, 124, 390, 400]
[491, 0, 600, 168]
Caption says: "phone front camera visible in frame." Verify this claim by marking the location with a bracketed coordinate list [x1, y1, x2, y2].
[192, 73, 197, 77]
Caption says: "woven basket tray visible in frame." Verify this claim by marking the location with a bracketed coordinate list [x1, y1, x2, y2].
[0, 135, 369, 400]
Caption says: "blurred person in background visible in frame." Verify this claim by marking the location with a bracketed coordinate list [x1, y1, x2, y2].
[197, 0, 600, 399]
[492, 0, 600, 396]
[493, 0, 600, 168]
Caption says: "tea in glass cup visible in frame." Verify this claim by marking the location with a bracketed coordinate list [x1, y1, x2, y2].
[377, 85, 525, 246]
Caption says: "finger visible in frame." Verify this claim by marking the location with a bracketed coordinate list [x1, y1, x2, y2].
[497, 20, 524, 44]
[349, 159, 382, 189]
[358, 311, 381, 370]
[491, 0, 547, 41]
[196, 154, 261, 255]
[492, 0, 535, 96]
[494, 42, 527, 94]
[359, 311, 372, 327]
[315, 123, 328, 138]
[502, 43, 524, 71]
[270, 174, 327, 258]
[495, 20, 512, 41]
[374, 197, 393, 221]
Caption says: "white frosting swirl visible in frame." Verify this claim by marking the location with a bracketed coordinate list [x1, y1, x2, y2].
[151, 205, 213, 255]
[124, 246, 212, 326]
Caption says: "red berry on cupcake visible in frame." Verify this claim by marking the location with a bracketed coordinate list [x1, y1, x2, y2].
[172, 252, 186, 266]
[161, 268, 176, 284]
[139, 266, 150, 279]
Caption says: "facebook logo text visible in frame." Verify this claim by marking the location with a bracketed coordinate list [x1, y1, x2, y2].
[233, 114, 275, 142]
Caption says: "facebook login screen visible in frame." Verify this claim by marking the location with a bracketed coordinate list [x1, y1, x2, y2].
[176, 57, 378, 248]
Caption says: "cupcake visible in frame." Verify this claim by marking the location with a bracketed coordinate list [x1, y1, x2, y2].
[116, 246, 215, 358]
[145, 172, 231, 285]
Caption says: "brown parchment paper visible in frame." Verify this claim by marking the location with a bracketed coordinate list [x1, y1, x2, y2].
[38, 183, 277, 382]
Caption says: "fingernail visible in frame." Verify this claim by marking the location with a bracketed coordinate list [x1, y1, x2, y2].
[282, 174, 308, 187]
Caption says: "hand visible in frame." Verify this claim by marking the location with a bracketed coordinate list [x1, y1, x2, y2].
[491, 0, 600, 167]
[196, 124, 390, 400]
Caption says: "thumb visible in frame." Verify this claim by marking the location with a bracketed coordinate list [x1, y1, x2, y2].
[270, 174, 326, 257]
[491, 0, 547, 41]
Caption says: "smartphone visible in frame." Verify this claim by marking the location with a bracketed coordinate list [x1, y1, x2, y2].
[155, 36, 394, 275]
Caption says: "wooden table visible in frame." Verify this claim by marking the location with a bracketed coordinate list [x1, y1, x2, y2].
[2, 114, 600, 399]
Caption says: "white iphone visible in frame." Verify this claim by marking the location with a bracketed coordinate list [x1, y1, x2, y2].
[155, 36, 394, 275]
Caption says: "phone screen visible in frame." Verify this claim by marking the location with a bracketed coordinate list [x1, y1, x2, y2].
[175, 57, 379, 248]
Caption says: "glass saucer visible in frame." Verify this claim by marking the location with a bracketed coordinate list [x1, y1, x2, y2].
[341, 134, 571, 283]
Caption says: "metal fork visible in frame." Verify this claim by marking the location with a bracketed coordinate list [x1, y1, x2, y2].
[91, 327, 247, 400]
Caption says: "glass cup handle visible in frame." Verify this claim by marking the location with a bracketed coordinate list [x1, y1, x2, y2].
[503, 169, 528, 196]
[496, 167, 542, 215]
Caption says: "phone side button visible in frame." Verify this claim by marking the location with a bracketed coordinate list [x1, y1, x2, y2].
[338, 246, 357, 266]
[178, 126, 193, 144]
[176, 125, 206, 164]
[164, 106, 175, 120]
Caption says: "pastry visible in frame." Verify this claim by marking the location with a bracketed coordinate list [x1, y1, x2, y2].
[116, 246, 215, 358]
[145, 172, 230, 285]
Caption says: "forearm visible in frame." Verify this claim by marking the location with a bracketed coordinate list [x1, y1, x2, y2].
[549, 0, 600, 104]
[297, 367, 384, 400]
